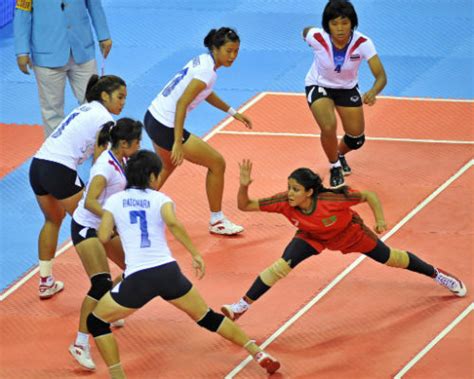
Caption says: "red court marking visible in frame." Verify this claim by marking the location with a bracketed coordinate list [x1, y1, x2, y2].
[0, 123, 43, 178]
[0, 94, 472, 378]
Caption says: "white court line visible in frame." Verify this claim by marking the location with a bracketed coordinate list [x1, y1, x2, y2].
[394, 302, 473, 378]
[225, 159, 473, 378]
[218, 130, 474, 145]
[0, 93, 270, 302]
[261, 91, 474, 103]
[0, 241, 72, 301]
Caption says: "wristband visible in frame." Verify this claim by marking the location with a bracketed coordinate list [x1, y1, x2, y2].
[227, 107, 237, 116]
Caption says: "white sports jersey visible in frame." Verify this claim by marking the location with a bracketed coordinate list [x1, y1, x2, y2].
[304, 28, 377, 89]
[104, 188, 175, 277]
[35, 101, 114, 170]
[148, 53, 217, 127]
[73, 150, 127, 229]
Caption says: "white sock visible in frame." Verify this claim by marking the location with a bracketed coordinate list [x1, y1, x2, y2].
[210, 211, 224, 224]
[330, 160, 341, 169]
[39, 260, 53, 278]
[238, 298, 250, 309]
[75, 332, 90, 347]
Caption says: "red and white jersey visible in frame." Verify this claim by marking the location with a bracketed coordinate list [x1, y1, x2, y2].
[258, 189, 363, 241]
[104, 188, 176, 277]
[35, 101, 114, 170]
[148, 53, 217, 127]
[73, 150, 127, 229]
[304, 28, 377, 89]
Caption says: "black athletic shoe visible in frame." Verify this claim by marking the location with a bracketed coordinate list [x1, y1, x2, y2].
[338, 154, 351, 176]
[329, 167, 345, 188]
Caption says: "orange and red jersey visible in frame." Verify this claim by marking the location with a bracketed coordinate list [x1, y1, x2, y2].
[258, 189, 378, 253]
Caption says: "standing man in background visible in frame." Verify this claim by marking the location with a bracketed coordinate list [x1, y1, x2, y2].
[14, 0, 112, 138]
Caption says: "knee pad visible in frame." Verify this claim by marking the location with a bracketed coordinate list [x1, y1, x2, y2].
[343, 133, 365, 150]
[260, 258, 292, 286]
[197, 308, 225, 332]
[385, 249, 410, 268]
[87, 313, 111, 338]
[87, 273, 112, 301]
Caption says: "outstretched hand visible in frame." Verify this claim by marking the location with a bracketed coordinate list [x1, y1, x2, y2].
[234, 113, 253, 129]
[239, 159, 253, 187]
[374, 219, 388, 234]
[192, 255, 205, 279]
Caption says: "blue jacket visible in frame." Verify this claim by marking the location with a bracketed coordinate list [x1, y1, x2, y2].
[14, 0, 111, 68]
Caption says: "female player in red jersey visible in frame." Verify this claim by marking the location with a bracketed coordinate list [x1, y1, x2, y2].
[221, 160, 467, 320]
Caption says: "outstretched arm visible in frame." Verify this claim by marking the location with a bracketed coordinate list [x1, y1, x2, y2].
[206, 92, 252, 129]
[363, 56, 387, 105]
[237, 159, 260, 212]
[359, 190, 387, 234]
[161, 202, 205, 279]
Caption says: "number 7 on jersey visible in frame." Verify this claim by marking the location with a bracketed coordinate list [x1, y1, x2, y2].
[129, 210, 151, 248]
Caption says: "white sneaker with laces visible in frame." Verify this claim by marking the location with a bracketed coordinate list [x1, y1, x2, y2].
[39, 279, 64, 300]
[111, 319, 125, 328]
[69, 343, 96, 370]
[209, 218, 244, 235]
[435, 269, 467, 297]
[255, 351, 280, 374]
[221, 301, 248, 321]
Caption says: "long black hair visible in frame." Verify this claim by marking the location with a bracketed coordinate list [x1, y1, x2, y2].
[288, 168, 349, 197]
[85, 74, 126, 103]
[97, 118, 143, 148]
[125, 150, 163, 190]
[203, 27, 240, 50]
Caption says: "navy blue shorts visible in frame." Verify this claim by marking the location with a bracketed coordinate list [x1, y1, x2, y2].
[144, 111, 191, 151]
[305, 85, 362, 107]
[29, 158, 84, 200]
[111, 261, 192, 308]
[71, 218, 98, 246]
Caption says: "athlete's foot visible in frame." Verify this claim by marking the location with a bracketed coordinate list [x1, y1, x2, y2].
[434, 269, 467, 297]
[255, 351, 280, 374]
[39, 276, 64, 299]
[209, 217, 244, 235]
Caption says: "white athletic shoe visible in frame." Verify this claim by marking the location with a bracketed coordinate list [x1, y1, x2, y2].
[221, 301, 248, 321]
[69, 344, 96, 370]
[255, 351, 280, 374]
[209, 218, 244, 235]
[111, 319, 125, 328]
[435, 269, 467, 297]
[39, 278, 64, 300]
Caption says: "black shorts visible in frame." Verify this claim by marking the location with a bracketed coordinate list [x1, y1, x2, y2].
[71, 218, 98, 246]
[305, 85, 362, 107]
[282, 237, 319, 269]
[110, 261, 192, 308]
[29, 158, 85, 200]
[144, 110, 191, 151]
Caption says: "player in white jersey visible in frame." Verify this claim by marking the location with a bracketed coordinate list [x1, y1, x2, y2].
[144, 27, 251, 236]
[303, 0, 387, 188]
[29, 74, 127, 300]
[85, 151, 280, 378]
[68, 118, 142, 371]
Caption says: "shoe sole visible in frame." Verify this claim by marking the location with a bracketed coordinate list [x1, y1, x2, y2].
[221, 305, 235, 320]
[259, 357, 281, 374]
[342, 170, 351, 176]
[68, 346, 96, 371]
[39, 285, 64, 300]
[454, 282, 467, 297]
[209, 229, 244, 236]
